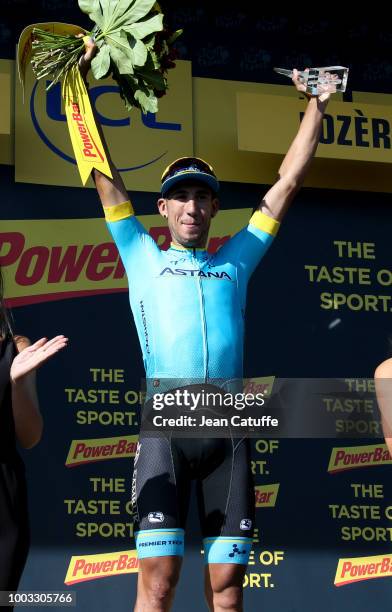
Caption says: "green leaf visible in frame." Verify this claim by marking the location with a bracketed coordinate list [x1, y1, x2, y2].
[78, 0, 100, 14]
[122, 13, 163, 39]
[118, 0, 157, 27]
[115, 72, 138, 110]
[144, 33, 156, 50]
[91, 43, 111, 78]
[134, 88, 158, 113]
[106, 29, 130, 51]
[76, 0, 177, 113]
[108, 43, 134, 74]
[110, 0, 137, 23]
[101, 0, 125, 28]
[136, 68, 166, 90]
[106, 31, 135, 73]
[78, 0, 103, 26]
[99, 0, 111, 25]
[129, 37, 147, 66]
[167, 29, 183, 45]
[147, 49, 160, 70]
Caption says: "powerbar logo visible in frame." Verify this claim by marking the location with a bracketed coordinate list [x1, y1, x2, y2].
[255, 483, 279, 508]
[328, 444, 392, 473]
[71, 102, 103, 161]
[0, 216, 245, 306]
[243, 376, 275, 397]
[64, 549, 139, 585]
[66, 435, 138, 467]
[335, 554, 392, 586]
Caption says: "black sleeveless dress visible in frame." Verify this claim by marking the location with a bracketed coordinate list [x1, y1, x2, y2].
[0, 335, 30, 592]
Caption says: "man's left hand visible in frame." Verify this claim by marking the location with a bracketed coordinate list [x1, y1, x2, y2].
[292, 68, 337, 103]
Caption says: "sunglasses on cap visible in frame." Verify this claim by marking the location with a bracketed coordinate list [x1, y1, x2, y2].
[161, 157, 219, 197]
[161, 157, 216, 181]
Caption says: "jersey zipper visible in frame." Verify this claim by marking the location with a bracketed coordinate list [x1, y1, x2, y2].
[192, 248, 209, 382]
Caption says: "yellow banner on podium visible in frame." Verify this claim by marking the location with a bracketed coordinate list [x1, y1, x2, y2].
[237, 92, 392, 163]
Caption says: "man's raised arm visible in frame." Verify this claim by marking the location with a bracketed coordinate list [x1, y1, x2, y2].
[77, 37, 160, 276]
[79, 37, 129, 209]
[259, 69, 331, 222]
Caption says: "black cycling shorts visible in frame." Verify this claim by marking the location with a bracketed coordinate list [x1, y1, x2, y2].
[132, 435, 254, 564]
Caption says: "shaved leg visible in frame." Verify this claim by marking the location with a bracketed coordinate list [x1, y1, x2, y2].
[204, 563, 246, 612]
[134, 556, 182, 612]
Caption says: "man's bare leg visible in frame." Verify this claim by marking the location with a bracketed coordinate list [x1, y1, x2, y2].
[204, 563, 246, 612]
[134, 556, 182, 612]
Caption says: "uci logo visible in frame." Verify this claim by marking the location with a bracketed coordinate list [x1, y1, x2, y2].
[30, 81, 182, 172]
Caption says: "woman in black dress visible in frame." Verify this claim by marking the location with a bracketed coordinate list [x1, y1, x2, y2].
[0, 267, 67, 594]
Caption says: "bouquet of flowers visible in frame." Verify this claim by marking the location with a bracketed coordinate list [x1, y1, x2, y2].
[29, 0, 182, 114]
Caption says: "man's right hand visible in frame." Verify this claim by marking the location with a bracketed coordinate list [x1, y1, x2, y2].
[78, 35, 98, 83]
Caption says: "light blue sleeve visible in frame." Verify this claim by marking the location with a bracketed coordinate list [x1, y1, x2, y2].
[213, 210, 280, 283]
[104, 201, 160, 278]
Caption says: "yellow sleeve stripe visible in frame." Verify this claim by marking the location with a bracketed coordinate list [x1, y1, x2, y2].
[104, 201, 134, 222]
[249, 210, 280, 237]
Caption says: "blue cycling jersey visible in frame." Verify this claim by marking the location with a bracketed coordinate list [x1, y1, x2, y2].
[105, 202, 279, 381]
